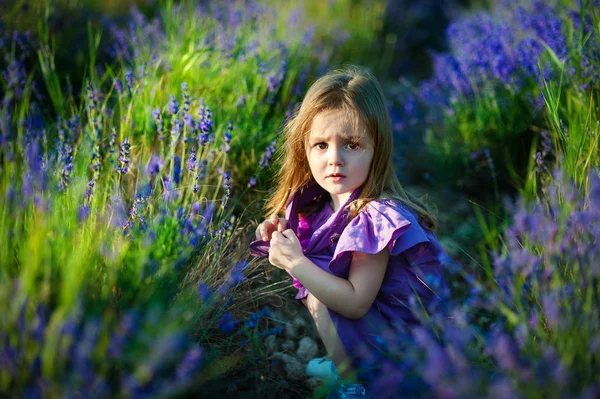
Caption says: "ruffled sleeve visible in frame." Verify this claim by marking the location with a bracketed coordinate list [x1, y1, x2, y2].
[328, 199, 433, 274]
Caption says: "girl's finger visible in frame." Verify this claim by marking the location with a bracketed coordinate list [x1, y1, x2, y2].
[260, 221, 271, 241]
[271, 231, 281, 242]
[255, 225, 262, 240]
[280, 218, 288, 230]
[280, 229, 297, 241]
[270, 214, 279, 225]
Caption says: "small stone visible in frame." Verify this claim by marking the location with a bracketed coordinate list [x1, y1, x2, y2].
[293, 316, 308, 336]
[296, 336, 318, 363]
[285, 322, 298, 339]
[271, 352, 305, 381]
[281, 339, 296, 352]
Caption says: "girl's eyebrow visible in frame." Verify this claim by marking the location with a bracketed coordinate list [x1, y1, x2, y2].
[308, 134, 363, 142]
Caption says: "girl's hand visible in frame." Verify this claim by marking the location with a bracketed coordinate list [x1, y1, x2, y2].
[255, 214, 288, 241]
[268, 229, 304, 271]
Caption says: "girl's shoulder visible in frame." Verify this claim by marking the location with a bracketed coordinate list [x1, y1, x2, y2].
[348, 196, 416, 233]
[330, 196, 437, 270]
[360, 196, 412, 218]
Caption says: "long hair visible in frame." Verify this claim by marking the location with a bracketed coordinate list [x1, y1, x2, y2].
[264, 65, 438, 231]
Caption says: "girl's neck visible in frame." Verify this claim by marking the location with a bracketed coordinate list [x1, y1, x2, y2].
[329, 192, 352, 213]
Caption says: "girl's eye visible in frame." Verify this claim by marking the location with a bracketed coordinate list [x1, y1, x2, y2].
[315, 143, 327, 150]
[345, 142, 360, 150]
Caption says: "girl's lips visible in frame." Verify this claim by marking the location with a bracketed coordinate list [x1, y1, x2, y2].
[326, 175, 346, 182]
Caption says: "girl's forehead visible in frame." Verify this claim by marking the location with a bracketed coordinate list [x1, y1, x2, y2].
[307, 109, 369, 139]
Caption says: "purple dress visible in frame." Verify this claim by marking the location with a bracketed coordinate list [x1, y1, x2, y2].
[249, 183, 446, 386]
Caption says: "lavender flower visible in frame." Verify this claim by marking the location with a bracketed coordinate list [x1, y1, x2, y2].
[58, 144, 73, 191]
[125, 69, 135, 90]
[221, 121, 233, 153]
[152, 108, 165, 140]
[259, 139, 277, 169]
[236, 95, 246, 107]
[244, 307, 270, 328]
[85, 179, 96, 201]
[221, 170, 232, 210]
[181, 82, 191, 114]
[218, 313, 239, 334]
[183, 113, 195, 129]
[3, 59, 27, 99]
[197, 283, 212, 302]
[108, 195, 127, 229]
[196, 101, 214, 142]
[175, 347, 204, 381]
[114, 78, 123, 94]
[187, 147, 197, 172]
[217, 260, 247, 295]
[193, 160, 208, 193]
[146, 154, 163, 179]
[128, 194, 146, 220]
[85, 79, 99, 111]
[115, 138, 131, 174]
[107, 311, 139, 357]
[173, 155, 181, 185]
[167, 94, 179, 115]
[171, 117, 183, 143]
[108, 128, 117, 154]
[162, 176, 180, 202]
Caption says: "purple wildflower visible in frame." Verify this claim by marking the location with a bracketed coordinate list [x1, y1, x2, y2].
[114, 78, 123, 94]
[115, 138, 131, 174]
[108, 127, 117, 154]
[197, 283, 212, 302]
[162, 177, 180, 202]
[187, 147, 197, 172]
[152, 108, 165, 140]
[171, 117, 183, 142]
[167, 94, 179, 115]
[217, 260, 247, 295]
[58, 144, 73, 191]
[109, 195, 127, 229]
[218, 313, 239, 334]
[196, 101, 214, 142]
[193, 160, 208, 193]
[125, 69, 135, 90]
[541, 293, 559, 330]
[236, 95, 246, 107]
[85, 179, 96, 201]
[175, 347, 204, 381]
[244, 307, 270, 329]
[181, 82, 191, 114]
[221, 121, 233, 153]
[173, 155, 181, 185]
[183, 113, 195, 129]
[146, 154, 163, 178]
[259, 139, 277, 169]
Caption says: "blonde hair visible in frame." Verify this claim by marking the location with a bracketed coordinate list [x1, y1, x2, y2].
[265, 65, 438, 231]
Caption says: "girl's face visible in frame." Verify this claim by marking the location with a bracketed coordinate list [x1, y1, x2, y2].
[305, 109, 374, 210]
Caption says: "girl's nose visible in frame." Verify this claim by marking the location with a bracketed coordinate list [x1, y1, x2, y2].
[328, 148, 344, 166]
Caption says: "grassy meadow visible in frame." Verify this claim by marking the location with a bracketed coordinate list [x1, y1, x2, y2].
[1, 0, 599, 397]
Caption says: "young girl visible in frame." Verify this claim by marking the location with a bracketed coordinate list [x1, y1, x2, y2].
[249, 66, 446, 398]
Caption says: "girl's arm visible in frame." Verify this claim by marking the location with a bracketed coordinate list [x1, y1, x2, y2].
[289, 249, 389, 319]
[269, 229, 389, 319]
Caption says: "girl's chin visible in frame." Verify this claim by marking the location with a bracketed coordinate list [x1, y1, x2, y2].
[316, 180, 360, 195]
[321, 186, 357, 196]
